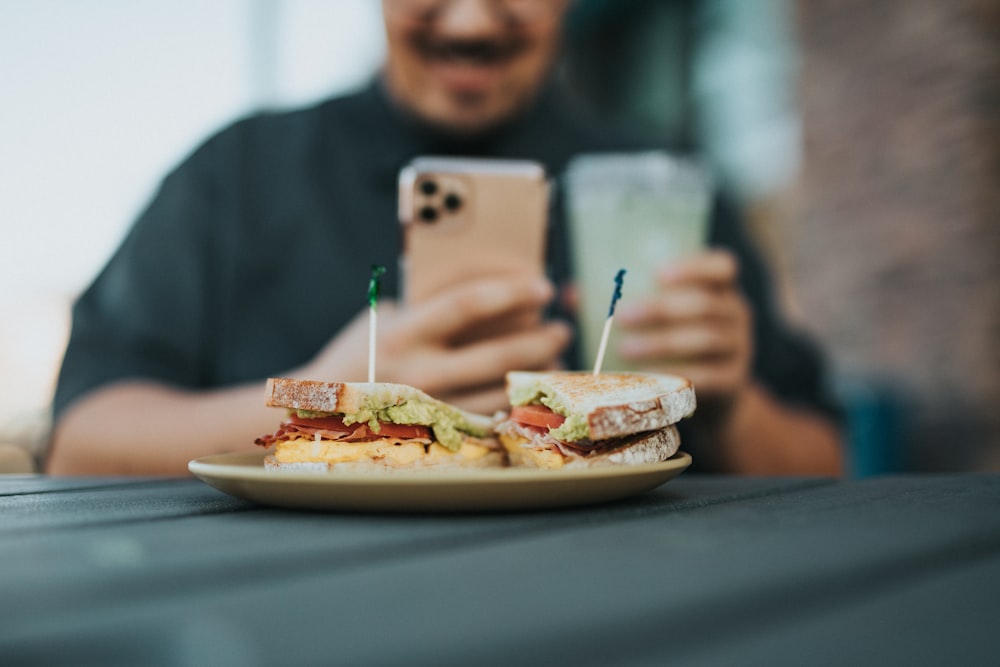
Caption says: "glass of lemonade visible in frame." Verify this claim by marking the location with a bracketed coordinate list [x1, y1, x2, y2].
[565, 151, 713, 372]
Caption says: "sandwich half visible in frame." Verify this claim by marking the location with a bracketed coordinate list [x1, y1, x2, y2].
[496, 371, 696, 469]
[256, 378, 504, 471]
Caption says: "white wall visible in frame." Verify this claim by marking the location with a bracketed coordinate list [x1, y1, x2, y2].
[0, 0, 384, 435]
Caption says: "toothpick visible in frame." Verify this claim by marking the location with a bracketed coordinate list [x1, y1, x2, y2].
[593, 269, 626, 376]
[367, 265, 386, 383]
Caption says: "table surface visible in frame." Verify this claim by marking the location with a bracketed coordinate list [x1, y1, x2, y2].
[2, 472, 998, 667]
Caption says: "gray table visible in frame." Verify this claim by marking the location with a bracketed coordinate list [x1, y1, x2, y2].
[2, 473, 998, 666]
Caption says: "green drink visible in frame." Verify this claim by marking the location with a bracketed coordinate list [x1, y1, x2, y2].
[566, 152, 712, 371]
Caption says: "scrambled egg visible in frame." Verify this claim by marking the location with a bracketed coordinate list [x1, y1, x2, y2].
[274, 437, 493, 466]
[498, 431, 564, 469]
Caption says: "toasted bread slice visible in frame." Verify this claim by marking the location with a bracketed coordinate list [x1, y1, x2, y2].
[498, 423, 681, 469]
[505, 371, 696, 441]
[267, 378, 437, 415]
[265, 377, 494, 434]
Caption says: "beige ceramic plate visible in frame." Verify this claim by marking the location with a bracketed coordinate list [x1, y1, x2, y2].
[189, 450, 691, 512]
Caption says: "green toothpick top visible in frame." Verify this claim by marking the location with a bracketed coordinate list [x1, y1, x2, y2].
[367, 264, 386, 383]
[368, 264, 386, 308]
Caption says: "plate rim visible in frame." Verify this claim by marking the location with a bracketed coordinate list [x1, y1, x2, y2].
[189, 450, 692, 487]
[189, 450, 691, 512]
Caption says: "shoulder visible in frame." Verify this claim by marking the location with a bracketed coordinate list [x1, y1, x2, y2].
[175, 86, 371, 173]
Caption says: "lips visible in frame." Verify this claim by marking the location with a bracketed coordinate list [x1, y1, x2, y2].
[412, 36, 527, 95]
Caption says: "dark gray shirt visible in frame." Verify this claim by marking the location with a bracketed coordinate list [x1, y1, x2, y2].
[54, 81, 840, 470]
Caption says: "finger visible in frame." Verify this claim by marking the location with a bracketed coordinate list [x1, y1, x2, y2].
[618, 287, 745, 328]
[402, 278, 554, 341]
[656, 249, 739, 288]
[618, 323, 742, 362]
[443, 321, 572, 386]
[642, 358, 748, 401]
[560, 282, 580, 315]
[436, 385, 510, 416]
[416, 321, 572, 393]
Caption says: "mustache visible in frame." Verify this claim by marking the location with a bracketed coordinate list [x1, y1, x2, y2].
[409, 34, 528, 63]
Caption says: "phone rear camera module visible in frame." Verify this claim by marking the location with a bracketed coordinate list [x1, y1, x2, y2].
[419, 180, 438, 196]
[419, 206, 439, 223]
[443, 193, 462, 211]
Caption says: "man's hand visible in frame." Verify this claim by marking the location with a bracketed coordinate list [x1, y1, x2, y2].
[615, 250, 753, 419]
[297, 277, 572, 414]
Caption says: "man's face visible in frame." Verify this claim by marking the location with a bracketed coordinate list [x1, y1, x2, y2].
[381, 0, 570, 135]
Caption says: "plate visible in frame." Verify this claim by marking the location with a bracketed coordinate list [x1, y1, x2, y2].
[188, 451, 691, 512]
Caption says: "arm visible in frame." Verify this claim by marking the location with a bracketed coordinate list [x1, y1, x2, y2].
[47, 381, 275, 476]
[616, 250, 844, 476]
[710, 381, 843, 476]
[47, 277, 570, 476]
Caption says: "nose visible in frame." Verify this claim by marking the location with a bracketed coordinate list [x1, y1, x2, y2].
[436, 0, 512, 38]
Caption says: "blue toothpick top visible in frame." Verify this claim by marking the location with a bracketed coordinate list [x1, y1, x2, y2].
[608, 269, 626, 318]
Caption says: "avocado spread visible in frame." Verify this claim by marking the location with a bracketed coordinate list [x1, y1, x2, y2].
[294, 398, 488, 452]
[509, 385, 590, 442]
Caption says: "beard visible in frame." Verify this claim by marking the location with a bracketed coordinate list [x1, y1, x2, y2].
[407, 32, 530, 67]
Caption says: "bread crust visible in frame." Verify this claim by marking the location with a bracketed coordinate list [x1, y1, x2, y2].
[499, 425, 681, 469]
[506, 371, 696, 440]
[265, 378, 430, 413]
[264, 378, 494, 432]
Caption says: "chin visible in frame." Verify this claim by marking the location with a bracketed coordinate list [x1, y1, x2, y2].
[427, 106, 516, 135]
[421, 89, 535, 136]
[384, 59, 544, 136]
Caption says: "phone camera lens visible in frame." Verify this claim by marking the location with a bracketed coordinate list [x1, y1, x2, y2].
[443, 193, 462, 211]
[420, 180, 438, 196]
[419, 206, 438, 223]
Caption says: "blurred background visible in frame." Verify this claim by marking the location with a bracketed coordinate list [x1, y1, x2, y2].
[1, 0, 997, 475]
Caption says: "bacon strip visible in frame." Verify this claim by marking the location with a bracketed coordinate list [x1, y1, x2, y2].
[255, 420, 430, 448]
[496, 419, 651, 458]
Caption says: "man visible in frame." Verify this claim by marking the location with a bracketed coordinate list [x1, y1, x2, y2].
[47, 0, 843, 475]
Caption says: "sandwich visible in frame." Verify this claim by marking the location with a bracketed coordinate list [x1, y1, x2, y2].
[496, 371, 696, 469]
[255, 378, 504, 471]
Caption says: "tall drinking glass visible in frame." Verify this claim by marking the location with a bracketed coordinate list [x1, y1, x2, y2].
[565, 151, 713, 371]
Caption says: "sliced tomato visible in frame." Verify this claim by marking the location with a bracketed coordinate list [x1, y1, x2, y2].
[511, 404, 566, 430]
[288, 414, 354, 431]
[288, 414, 431, 441]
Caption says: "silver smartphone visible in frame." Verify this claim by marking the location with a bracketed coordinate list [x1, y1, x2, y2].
[399, 157, 550, 341]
